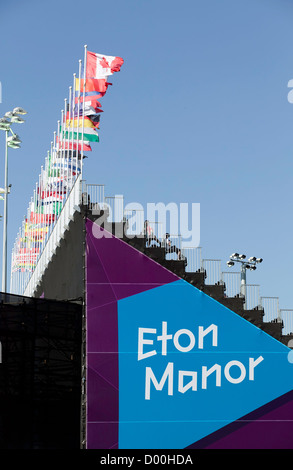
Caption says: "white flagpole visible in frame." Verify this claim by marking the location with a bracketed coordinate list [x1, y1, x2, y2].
[77, 59, 82, 178]
[61, 108, 65, 217]
[72, 74, 76, 184]
[46, 150, 51, 245]
[49, 142, 53, 239]
[81, 44, 87, 180]
[68, 85, 73, 190]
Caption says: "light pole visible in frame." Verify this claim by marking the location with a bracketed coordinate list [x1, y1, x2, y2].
[226, 253, 263, 308]
[0, 107, 27, 293]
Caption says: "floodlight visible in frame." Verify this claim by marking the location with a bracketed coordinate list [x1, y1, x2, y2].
[256, 258, 263, 263]
[7, 135, 21, 145]
[250, 265, 257, 271]
[230, 253, 239, 259]
[7, 141, 20, 149]
[227, 261, 234, 267]
[239, 254, 246, 259]
[248, 257, 256, 263]
[0, 118, 11, 130]
[10, 116, 25, 124]
[13, 107, 27, 115]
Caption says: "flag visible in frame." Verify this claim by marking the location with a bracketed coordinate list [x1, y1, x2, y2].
[71, 100, 103, 117]
[75, 78, 110, 101]
[56, 136, 92, 152]
[86, 51, 124, 79]
[88, 114, 100, 128]
[61, 127, 99, 142]
[50, 159, 81, 176]
[76, 77, 109, 93]
[65, 116, 98, 129]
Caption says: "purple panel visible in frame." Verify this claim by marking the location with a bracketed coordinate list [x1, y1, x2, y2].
[87, 359, 119, 422]
[86, 218, 179, 300]
[187, 390, 293, 449]
[85, 218, 180, 449]
[87, 302, 119, 354]
[87, 423, 118, 449]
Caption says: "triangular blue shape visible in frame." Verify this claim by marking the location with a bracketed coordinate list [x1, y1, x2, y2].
[117, 280, 293, 449]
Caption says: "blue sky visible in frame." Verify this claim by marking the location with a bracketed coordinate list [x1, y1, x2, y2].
[0, 0, 293, 313]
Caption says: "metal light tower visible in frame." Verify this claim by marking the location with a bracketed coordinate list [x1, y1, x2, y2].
[0, 107, 27, 293]
[226, 253, 263, 308]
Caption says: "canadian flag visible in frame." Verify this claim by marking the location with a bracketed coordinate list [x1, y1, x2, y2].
[86, 51, 124, 79]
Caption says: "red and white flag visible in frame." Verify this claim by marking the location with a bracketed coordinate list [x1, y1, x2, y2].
[86, 51, 124, 79]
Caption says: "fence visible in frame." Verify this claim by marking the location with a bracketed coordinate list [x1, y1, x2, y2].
[181, 247, 202, 273]
[280, 310, 293, 335]
[243, 284, 261, 310]
[104, 195, 124, 222]
[201, 259, 222, 285]
[21, 175, 82, 297]
[261, 296, 281, 323]
[221, 271, 241, 298]
[163, 234, 181, 260]
[85, 183, 105, 213]
[124, 209, 145, 237]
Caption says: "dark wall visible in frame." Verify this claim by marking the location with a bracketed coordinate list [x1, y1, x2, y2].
[0, 293, 82, 449]
[34, 211, 85, 301]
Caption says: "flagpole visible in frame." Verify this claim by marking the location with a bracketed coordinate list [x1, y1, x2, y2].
[77, 60, 81, 174]
[80, 44, 88, 450]
[72, 74, 76, 185]
[62, 107, 66, 218]
[68, 85, 73, 189]
[49, 143, 53, 240]
[81, 44, 87, 180]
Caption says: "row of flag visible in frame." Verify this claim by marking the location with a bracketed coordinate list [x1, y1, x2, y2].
[11, 48, 124, 279]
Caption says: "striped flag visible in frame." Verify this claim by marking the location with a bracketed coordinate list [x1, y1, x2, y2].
[61, 127, 99, 142]
[56, 135, 92, 151]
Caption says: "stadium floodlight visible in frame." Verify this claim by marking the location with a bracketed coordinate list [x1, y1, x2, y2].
[0, 108, 27, 292]
[13, 107, 27, 115]
[7, 135, 21, 146]
[0, 118, 11, 130]
[226, 251, 263, 308]
[7, 141, 21, 149]
[10, 116, 25, 124]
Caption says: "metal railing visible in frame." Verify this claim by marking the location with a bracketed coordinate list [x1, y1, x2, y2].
[164, 234, 182, 260]
[280, 310, 293, 335]
[221, 271, 241, 298]
[124, 208, 144, 237]
[84, 183, 105, 213]
[181, 247, 202, 272]
[104, 195, 124, 222]
[22, 175, 82, 297]
[261, 296, 281, 323]
[201, 259, 222, 285]
[243, 284, 261, 310]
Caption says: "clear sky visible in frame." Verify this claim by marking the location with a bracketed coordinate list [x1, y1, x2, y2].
[0, 0, 293, 312]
